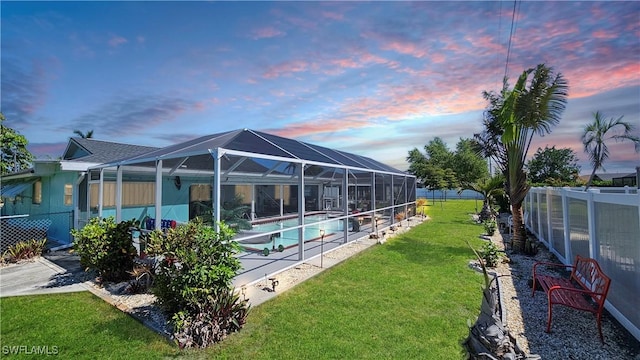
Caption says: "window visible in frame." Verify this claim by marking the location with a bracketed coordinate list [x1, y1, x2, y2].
[64, 184, 73, 206]
[90, 181, 155, 208]
[32, 181, 42, 204]
[190, 184, 212, 202]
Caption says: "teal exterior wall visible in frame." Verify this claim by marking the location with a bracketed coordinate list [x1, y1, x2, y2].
[1, 168, 77, 245]
[99, 175, 207, 226]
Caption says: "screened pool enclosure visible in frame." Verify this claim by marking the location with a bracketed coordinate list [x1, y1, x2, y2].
[87, 129, 417, 261]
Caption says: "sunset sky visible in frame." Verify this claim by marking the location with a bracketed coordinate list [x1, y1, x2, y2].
[2, 1, 639, 174]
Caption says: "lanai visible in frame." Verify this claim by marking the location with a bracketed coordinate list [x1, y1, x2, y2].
[88, 129, 416, 273]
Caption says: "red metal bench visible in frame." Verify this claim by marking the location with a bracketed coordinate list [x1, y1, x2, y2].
[532, 255, 611, 343]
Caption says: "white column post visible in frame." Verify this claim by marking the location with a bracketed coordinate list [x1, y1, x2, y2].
[280, 184, 284, 217]
[371, 172, 376, 234]
[155, 160, 163, 230]
[251, 185, 256, 221]
[115, 165, 123, 223]
[98, 168, 104, 218]
[343, 168, 349, 243]
[213, 149, 221, 233]
[297, 163, 305, 261]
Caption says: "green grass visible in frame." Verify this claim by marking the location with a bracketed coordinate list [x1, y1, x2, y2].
[0, 200, 487, 359]
[0, 292, 179, 359]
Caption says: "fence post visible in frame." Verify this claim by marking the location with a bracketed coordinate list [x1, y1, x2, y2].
[587, 189, 599, 260]
[546, 187, 553, 251]
[561, 187, 571, 263]
[536, 190, 543, 241]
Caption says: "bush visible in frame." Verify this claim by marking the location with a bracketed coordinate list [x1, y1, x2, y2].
[482, 219, 497, 236]
[173, 289, 250, 348]
[478, 242, 500, 268]
[71, 217, 137, 282]
[2, 238, 47, 262]
[125, 264, 155, 294]
[146, 219, 249, 348]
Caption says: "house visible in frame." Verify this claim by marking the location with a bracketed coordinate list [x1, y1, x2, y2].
[0, 138, 157, 251]
[2, 129, 417, 258]
[579, 171, 638, 187]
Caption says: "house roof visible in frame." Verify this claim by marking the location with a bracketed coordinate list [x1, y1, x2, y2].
[97, 129, 404, 174]
[63, 137, 159, 164]
[580, 172, 637, 182]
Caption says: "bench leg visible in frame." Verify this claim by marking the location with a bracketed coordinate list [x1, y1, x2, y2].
[596, 312, 605, 344]
[546, 302, 553, 333]
[531, 277, 537, 297]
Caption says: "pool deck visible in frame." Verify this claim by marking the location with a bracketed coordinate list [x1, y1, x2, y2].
[233, 218, 401, 287]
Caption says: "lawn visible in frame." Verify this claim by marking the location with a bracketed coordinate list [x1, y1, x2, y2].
[0, 199, 487, 359]
[0, 292, 179, 359]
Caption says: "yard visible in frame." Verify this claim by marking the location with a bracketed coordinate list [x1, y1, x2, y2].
[1, 200, 487, 359]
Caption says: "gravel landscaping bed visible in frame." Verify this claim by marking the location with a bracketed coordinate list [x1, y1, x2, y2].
[487, 230, 640, 359]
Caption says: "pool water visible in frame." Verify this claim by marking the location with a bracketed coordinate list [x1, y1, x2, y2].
[245, 215, 345, 249]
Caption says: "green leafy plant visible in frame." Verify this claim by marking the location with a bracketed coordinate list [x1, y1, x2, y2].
[173, 289, 250, 348]
[125, 264, 155, 294]
[524, 236, 539, 255]
[71, 217, 137, 282]
[2, 238, 47, 262]
[478, 242, 500, 268]
[482, 219, 497, 236]
[146, 218, 249, 348]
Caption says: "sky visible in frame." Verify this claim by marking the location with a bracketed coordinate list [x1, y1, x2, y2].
[1, 1, 639, 175]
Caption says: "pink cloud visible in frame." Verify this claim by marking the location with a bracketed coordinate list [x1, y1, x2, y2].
[332, 58, 361, 69]
[270, 120, 356, 139]
[567, 62, 640, 98]
[263, 60, 309, 79]
[592, 29, 617, 40]
[251, 26, 286, 40]
[382, 40, 427, 58]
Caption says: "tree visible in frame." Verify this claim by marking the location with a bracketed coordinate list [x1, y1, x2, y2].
[424, 137, 453, 168]
[408, 137, 488, 194]
[581, 111, 639, 190]
[73, 129, 94, 138]
[481, 64, 568, 253]
[526, 146, 580, 186]
[453, 138, 490, 188]
[0, 113, 34, 175]
[468, 174, 505, 222]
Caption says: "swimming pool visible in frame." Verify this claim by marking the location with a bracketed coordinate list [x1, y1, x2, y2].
[238, 215, 345, 250]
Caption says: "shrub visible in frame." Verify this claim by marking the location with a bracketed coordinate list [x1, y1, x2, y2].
[478, 242, 500, 268]
[125, 264, 155, 294]
[173, 289, 250, 348]
[482, 219, 497, 236]
[71, 217, 137, 282]
[146, 218, 249, 348]
[3, 238, 47, 262]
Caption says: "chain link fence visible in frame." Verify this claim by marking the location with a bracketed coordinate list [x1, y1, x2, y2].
[0, 211, 73, 253]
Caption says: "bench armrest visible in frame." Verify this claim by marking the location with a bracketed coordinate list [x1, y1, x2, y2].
[533, 261, 574, 277]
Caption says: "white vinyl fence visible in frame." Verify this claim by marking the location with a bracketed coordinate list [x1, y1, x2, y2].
[524, 186, 640, 341]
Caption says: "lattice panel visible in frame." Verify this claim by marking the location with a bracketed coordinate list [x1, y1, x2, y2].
[0, 217, 51, 253]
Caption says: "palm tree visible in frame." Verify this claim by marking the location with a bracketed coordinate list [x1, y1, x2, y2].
[73, 129, 94, 138]
[581, 111, 639, 190]
[483, 64, 568, 253]
[467, 174, 505, 222]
